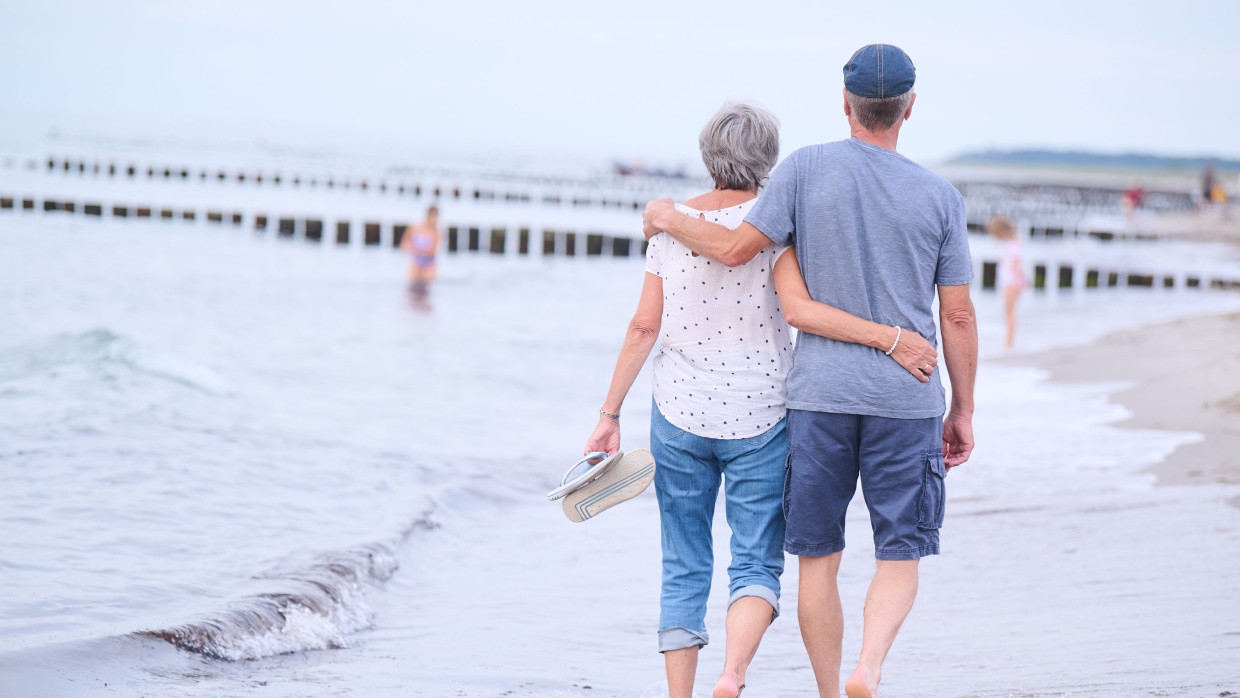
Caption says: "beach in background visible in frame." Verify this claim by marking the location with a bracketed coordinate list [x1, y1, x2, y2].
[1013, 312, 1240, 499]
[2, 207, 1239, 696]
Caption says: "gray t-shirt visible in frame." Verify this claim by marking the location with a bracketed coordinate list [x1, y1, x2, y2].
[746, 138, 973, 419]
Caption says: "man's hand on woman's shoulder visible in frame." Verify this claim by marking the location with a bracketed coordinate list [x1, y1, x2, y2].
[642, 198, 677, 239]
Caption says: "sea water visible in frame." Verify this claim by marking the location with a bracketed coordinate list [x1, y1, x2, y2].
[2, 214, 1239, 696]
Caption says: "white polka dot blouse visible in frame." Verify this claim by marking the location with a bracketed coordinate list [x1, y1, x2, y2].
[645, 199, 793, 439]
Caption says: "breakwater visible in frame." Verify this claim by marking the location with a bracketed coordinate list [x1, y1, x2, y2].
[3, 151, 1238, 291]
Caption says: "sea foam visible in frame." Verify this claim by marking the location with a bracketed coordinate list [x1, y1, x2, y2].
[143, 522, 432, 661]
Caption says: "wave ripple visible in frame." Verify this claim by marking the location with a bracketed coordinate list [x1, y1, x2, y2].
[142, 528, 426, 661]
[0, 327, 227, 394]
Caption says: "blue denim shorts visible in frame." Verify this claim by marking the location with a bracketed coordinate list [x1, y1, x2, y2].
[783, 410, 945, 561]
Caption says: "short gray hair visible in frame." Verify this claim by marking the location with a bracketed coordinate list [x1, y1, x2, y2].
[699, 101, 780, 191]
[845, 90, 914, 132]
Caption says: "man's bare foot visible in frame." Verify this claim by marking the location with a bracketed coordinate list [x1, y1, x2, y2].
[712, 670, 744, 698]
[844, 667, 879, 698]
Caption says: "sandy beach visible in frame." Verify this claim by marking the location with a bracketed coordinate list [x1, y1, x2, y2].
[4, 214, 1240, 696]
[1013, 311, 1240, 504]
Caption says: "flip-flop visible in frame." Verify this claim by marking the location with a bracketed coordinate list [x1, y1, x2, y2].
[545, 451, 622, 501]
[561, 449, 655, 523]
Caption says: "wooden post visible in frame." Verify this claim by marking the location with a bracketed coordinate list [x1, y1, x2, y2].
[1057, 265, 1073, 289]
[586, 233, 603, 256]
[981, 261, 997, 290]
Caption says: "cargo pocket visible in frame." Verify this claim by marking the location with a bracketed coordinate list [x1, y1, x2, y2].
[917, 451, 946, 530]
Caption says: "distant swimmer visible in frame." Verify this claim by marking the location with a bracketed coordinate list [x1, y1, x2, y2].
[401, 206, 440, 304]
[987, 214, 1026, 350]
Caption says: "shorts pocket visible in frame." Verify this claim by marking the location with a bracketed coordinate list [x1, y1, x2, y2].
[917, 451, 946, 531]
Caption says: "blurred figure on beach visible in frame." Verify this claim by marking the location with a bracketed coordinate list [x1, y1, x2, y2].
[644, 43, 976, 698]
[587, 101, 937, 698]
[1197, 162, 1228, 211]
[987, 214, 1026, 350]
[1120, 182, 1145, 218]
[400, 205, 440, 304]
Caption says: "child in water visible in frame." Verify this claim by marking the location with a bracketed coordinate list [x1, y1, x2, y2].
[401, 206, 440, 304]
[987, 215, 1026, 350]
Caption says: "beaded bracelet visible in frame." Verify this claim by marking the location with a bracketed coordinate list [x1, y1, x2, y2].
[884, 326, 902, 356]
[600, 408, 621, 421]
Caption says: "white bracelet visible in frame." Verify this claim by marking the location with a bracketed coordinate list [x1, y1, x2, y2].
[599, 408, 620, 421]
[884, 326, 902, 356]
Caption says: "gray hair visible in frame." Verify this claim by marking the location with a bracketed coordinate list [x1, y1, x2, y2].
[699, 101, 780, 191]
[845, 90, 914, 132]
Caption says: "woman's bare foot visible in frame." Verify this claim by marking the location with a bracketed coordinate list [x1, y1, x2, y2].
[843, 667, 879, 698]
[712, 670, 745, 698]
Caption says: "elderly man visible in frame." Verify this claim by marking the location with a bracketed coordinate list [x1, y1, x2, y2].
[642, 44, 977, 698]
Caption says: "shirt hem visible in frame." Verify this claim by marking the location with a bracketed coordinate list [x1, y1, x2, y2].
[785, 400, 944, 420]
[654, 396, 788, 441]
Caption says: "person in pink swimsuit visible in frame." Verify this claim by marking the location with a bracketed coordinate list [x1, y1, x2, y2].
[401, 206, 440, 303]
[987, 214, 1026, 349]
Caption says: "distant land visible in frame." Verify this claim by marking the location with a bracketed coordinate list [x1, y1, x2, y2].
[947, 149, 1240, 174]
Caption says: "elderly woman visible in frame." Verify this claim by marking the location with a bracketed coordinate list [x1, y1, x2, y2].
[584, 102, 936, 698]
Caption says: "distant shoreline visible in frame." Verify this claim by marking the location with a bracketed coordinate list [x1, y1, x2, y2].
[1010, 311, 1240, 508]
[949, 149, 1240, 174]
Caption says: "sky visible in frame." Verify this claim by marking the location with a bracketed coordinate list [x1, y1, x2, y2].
[3, 0, 1239, 170]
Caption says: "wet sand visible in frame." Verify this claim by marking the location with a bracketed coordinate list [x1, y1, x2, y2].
[1013, 311, 1240, 504]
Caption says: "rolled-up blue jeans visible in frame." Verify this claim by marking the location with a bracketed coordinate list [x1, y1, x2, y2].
[650, 401, 787, 652]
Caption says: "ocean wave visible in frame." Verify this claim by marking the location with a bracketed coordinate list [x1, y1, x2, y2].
[0, 328, 227, 394]
[142, 518, 435, 661]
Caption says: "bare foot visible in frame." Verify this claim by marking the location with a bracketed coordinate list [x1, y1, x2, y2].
[712, 670, 744, 698]
[844, 668, 878, 698]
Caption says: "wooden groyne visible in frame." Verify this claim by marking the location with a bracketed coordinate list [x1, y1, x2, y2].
[0, 193, 648, 259]
[4, 152, 1239, 290]
[1, 153, 682, 256]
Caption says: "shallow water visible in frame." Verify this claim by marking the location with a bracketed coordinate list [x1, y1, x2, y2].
[2, 214, 1240, 696]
